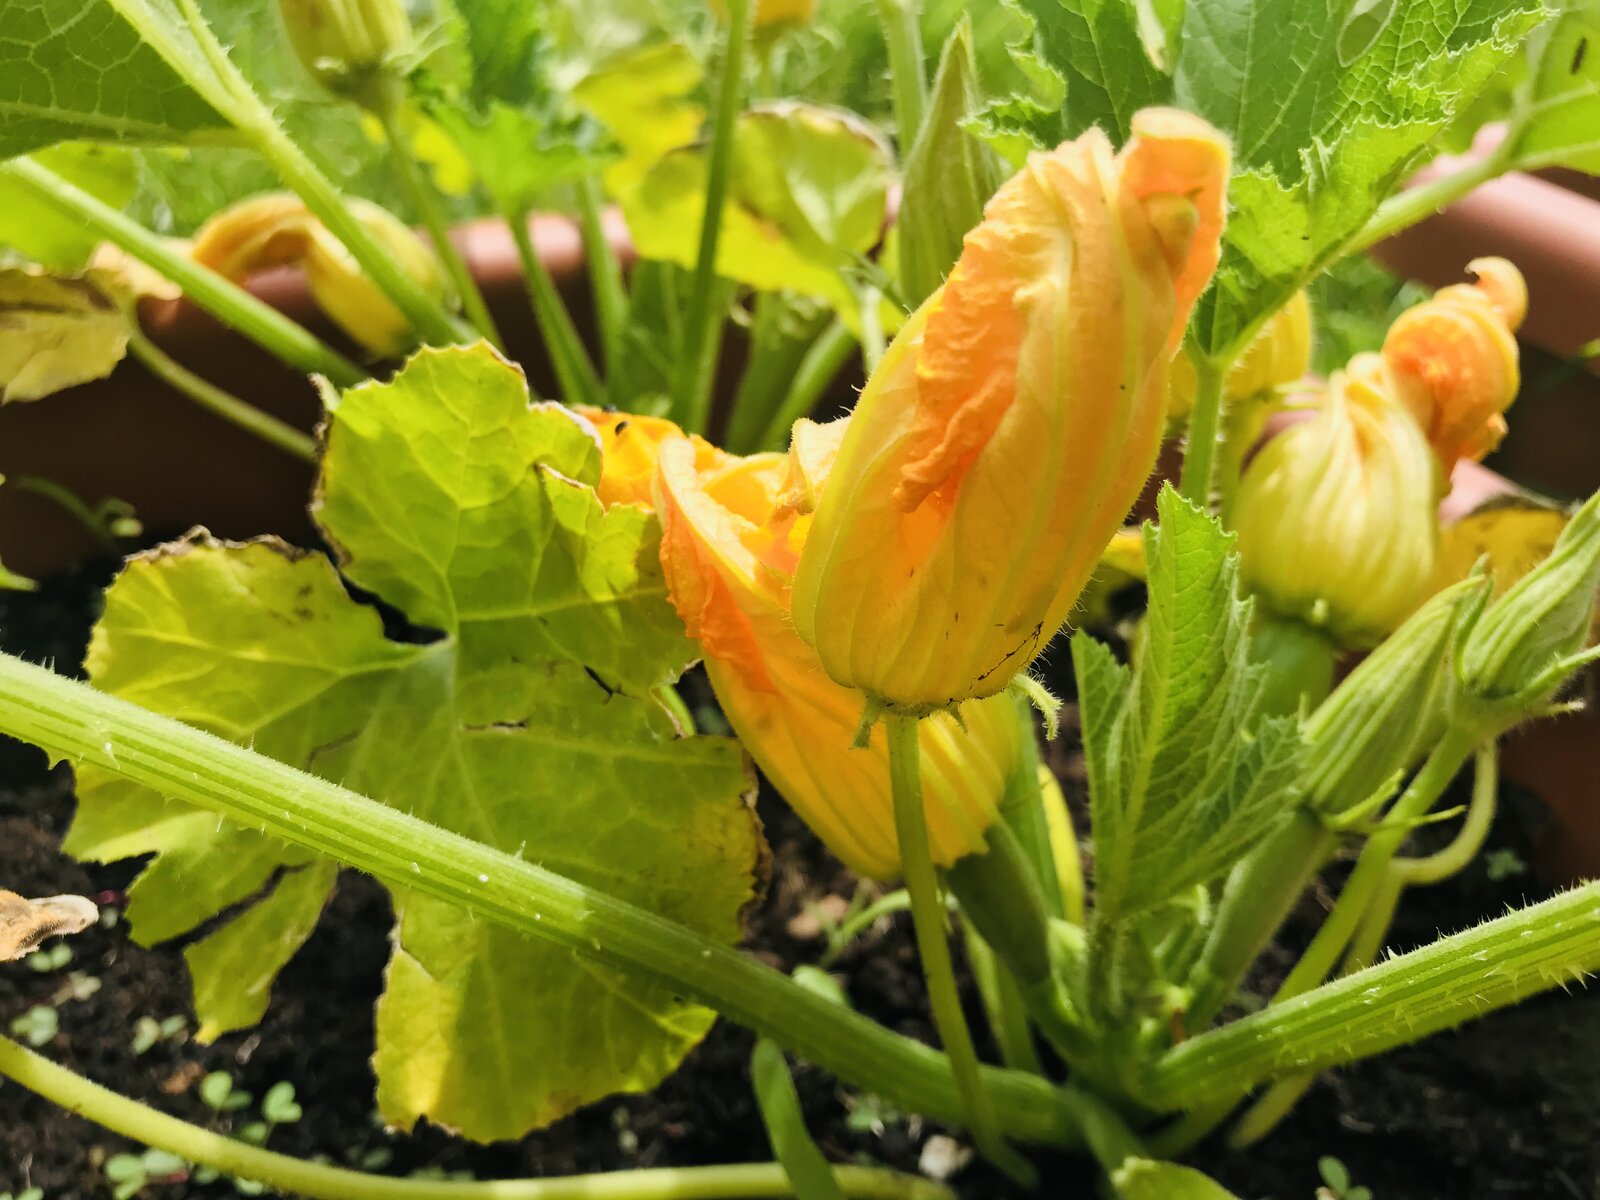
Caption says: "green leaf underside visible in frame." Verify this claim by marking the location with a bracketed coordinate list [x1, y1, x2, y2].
[67, 345, 762, 1140]
[1512, 3, 1600, 172]
[0, 0, 229, 158]
[1075, 489, 1300, 923]
[0, 144, 137, 266]
[998, 0, 1546, 355]
[622, 103, 893, 316]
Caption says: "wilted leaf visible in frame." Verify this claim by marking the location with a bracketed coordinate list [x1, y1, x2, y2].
[0, 889, 98, 961]
[68, 345, 763, 1140]
[623, 103, 892, 315]
[0, 269, 131, 402]
[1074, 489, 1300, 922]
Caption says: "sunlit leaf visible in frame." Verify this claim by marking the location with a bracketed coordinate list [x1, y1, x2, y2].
[0, 144, 138, 267]
[1509, 1, 1600, 172]
[574, 42, 706, 197]
[1113, 1158, 1242, 1200]
[68, 346, 763, 1140]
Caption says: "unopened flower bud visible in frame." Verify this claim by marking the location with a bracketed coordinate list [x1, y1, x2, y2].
[278, 0, 413, 100]
[1167, 290, 1312, 423]
[1382, 257, 1525, 472]
[1459, 487, 1600, 717]
[1234, 355, 1441, 648]
[709, 0, 817, 30]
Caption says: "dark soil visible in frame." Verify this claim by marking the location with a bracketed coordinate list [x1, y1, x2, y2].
[1, 559, 1597, 1200]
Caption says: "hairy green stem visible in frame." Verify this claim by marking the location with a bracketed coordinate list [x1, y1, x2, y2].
[886, 714, 1035, 1184]
[373, 92, 502, 349]
[1345, 142, 1514, 258]
[1141, 877, 1600, 1110]
[0, 654, 1081, 1149]
[1227, 742, 1504, 1147]
[127, 329, 315, 463]
[875, 0, 927, 147]
[507, 211, 602, 407]
[160, 0, 465, 348]
[0, 159, 363, 388]
[0, 1035, 941, 1200]
[757, 321, 859, 450]
[1003, 694, 1067, 922]
[1177, 353, 1227, 508]
[674, 0, 752, 432]
[576, 177, 629, 378]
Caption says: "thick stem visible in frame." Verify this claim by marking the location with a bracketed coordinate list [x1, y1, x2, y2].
[507, 212, 602, 407]
[886, 713, 1036, 1186]
[673, 0, 752, 433]
[374, 93, 503, 349]
[576, 177, 629, 379]
[757, 321, 859, 450]
[0, 159, 363, 388]
[875, 0, 927, 149]
[127, 329, 315, 463]
[1140, 878, 1600, 1111]
[1177, 353, 1226, 508]
[0, 654, 1081, 1149]
[0, 1035, 942, 1200]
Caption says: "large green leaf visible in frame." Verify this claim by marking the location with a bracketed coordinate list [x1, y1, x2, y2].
[67, 345, 763, 1140]
[1509, 1, 1600, 172]
[0, 268, 131, 402]
[1073, 488, 1300, 923]
[623, 103, 893, 315]
[992, 0, 1545, 356]
[0, 0, 229, 157]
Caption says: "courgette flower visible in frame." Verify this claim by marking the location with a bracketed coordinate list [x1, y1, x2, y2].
[575, 408, 725, 509]
[709, 0, 816, 29]
[1382, 257, 1526, 472]
[788, 109, 1230, 711]
[655, 437, 1020, 879]
[192, 194, 444, 359]
[1234, 354, 1441, 648]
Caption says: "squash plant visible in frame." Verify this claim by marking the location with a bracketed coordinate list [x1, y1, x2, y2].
[2, 0, 1600, 1197]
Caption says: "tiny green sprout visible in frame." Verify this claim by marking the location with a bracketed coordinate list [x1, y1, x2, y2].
[261, 1080, 303, 1125]
[199, 1070, 252, 1112]
[1317, 1155, 1373, 1200]
[56, 971, 100, 1003]
[238, 1121, 270, 1146]
[408, 1166, 478, 1183]
[357, 1147, 395, 1171]
[0, 1188, 44, 1200]
[130, 1014, 188, 1055]
[25, 943, 72, 973]
[104, 1149, 187, 1200]
[9, 1005, 58, 1047]
[844, 1093, 904, 1135]
[1485, 847, 1528, 881]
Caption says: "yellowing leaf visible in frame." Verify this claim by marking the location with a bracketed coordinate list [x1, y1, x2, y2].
[574, 42, 706, 197]
[69, 346, 763, 1140]
[0, 269, 131, 402]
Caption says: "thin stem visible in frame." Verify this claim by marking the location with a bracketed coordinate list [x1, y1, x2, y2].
[885, 713, 1036, 1186]
[0, 1035, 942, 1200]
[1004, 693, 1067, 922]
[0, 653, 1082, 1150]
[961, 917, 1042, 1075]
[164, 0, 464, 347]
[820, 889, 914, 967]
[1344, 143, 1513, 258]
[576, 177, 629, 378]
[1271, 723, 1479, 1005]
[673, 0, 752, 432]
[757, 321, 859, 450]
[1225, 742, 1505, 1148]
[374, 95, 503, 349]
[875, 0, 927, 147]
[724, 293, 829, 455]
[0, 159, 363, 387]
[1177, 352, 1227, 508]
[507, 211, 603, 407]
[127, 329, 315, 463]
[751, 1040, 850, 1200]
[1140, 877, 1600, 1111]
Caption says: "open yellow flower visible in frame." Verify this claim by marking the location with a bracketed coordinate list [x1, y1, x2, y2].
[655, 436, 1020, 879]
[574, 408, 726, 509]
[788, 109, 1230, 710]
[1382, 257, 1525, 473]
[709, 0, 816, 29]
[1234, 354, 1441, 648]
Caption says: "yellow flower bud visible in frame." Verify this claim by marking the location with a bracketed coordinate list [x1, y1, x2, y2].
[789, 109, 1231, 711]
[709, 0, 817, 30]
[1167, 289, 1312, 423]
[278, 0, 413, 97]
[192, 194, 444, 359]
[655, 437, 1020, 878]
[1234, 354, 1441, 648]
[1382, 257, 1525, 472]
